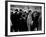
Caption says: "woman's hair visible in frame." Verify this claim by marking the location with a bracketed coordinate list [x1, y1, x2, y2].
[28, 10, 32, 13]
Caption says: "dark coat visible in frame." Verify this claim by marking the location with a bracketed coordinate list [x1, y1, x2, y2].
[10, 12, 28, 32]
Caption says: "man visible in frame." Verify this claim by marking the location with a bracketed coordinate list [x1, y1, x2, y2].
[10, 9, 19, 32]
[31, 11, 40, 31]
[18, 9, 28, 31]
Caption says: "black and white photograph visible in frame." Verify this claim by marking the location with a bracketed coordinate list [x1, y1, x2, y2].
[10, 5, 42, 32]
[6, 1, 45, 36]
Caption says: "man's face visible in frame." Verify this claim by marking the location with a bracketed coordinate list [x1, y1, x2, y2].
[33, 12, 38, 17]
[21, 12, 27, 20]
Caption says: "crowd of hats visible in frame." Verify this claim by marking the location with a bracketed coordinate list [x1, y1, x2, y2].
[13, 8, 32, 14]
[11, 8, 41, 20]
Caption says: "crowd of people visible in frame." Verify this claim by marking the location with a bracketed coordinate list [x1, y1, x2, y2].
[10, 8, 41, 32]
